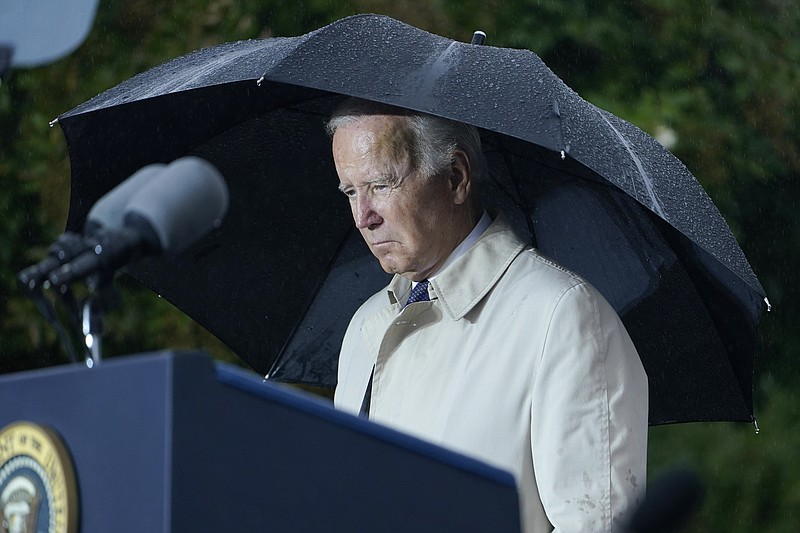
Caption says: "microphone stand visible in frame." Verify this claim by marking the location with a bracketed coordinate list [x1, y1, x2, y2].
[28, 285, 80, 364]
[82, 296, 103, 367]
[81, 271, 121, 368]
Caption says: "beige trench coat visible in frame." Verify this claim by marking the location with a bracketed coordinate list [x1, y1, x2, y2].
[335, 216, 648, 532]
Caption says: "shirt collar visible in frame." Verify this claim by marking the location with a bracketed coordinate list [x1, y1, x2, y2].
[388, 214, 527, 318]
[405, 211, 491, 303]
[428, 210, 493, 282]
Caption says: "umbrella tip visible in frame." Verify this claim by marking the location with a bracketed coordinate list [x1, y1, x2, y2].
[471, 31, 486, 45]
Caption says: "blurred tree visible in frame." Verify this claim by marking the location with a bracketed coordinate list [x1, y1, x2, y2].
[0, 0, 357, 372]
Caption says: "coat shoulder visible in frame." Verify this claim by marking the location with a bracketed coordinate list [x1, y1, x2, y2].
[508, 247, 591, 296]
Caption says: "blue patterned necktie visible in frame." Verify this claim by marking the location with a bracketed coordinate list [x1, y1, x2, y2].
[405, 280, 430, 306]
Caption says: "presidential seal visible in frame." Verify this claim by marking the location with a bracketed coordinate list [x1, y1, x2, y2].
[0, 422, 78, 533]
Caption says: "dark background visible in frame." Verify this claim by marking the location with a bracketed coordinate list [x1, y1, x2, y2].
[1, 1, 797, 529]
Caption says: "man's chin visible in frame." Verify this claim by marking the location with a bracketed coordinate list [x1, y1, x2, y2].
[378, 261, 401, 275]
[376, 258, 407, 277]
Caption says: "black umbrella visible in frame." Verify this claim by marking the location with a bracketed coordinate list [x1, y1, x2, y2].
[55, 14, 767, 425]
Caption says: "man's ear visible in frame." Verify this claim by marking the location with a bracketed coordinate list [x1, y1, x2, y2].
[449, 149, 472, 205]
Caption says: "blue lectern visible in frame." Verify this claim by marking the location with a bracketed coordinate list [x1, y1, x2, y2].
[0, 352, 520, 532]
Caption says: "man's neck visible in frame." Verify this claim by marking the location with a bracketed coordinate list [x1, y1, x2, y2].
[417, 210, 492, 284]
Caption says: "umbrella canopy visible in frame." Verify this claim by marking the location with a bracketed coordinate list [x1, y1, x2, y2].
[56, 14, 767, 425]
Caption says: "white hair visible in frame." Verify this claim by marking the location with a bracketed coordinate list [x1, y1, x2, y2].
[326, 98, 486, 183]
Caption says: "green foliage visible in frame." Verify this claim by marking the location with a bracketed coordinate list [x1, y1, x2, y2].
[2, 1, 797, 529]
[648, 375, 800, 531]
[0, 0, 357, 372]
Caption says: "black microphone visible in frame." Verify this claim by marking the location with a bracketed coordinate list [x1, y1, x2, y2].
[16, 164, 165, 290]
[626, 467, 705, 533]
[17, 232, 89, 290]
[47, 157, 228, 286]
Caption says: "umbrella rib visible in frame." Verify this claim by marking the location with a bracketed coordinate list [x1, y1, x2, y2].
[418, 41, 460, 99]
[596, 111, 666, 219]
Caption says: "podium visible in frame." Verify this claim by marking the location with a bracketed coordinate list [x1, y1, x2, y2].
[0, 352, 520, 532]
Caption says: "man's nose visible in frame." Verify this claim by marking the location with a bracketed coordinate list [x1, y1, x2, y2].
[354, 197, 382, 230]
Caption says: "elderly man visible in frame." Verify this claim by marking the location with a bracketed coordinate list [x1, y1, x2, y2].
[327, 98, 648, 533]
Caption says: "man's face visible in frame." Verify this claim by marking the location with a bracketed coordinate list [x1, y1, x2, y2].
[332, 115, 467, 282]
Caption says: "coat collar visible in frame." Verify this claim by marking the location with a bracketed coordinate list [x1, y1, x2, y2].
[386, 215, 527, 321]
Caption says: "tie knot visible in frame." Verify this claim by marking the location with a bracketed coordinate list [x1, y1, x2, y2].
[405, 280, 430, 306]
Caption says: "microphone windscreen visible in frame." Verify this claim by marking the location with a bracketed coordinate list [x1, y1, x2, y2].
[86, 163, 165, 233]
[122, 156, 228, 253]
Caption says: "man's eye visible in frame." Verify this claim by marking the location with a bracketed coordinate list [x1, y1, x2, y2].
[374, 183, 390, 192]
[341, 188, 356, 198]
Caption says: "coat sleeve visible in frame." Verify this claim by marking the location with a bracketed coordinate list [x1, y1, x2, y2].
[530, 282, 648, 532]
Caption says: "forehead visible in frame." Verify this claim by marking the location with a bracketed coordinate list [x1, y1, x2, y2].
[333, 114, 415, 167]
